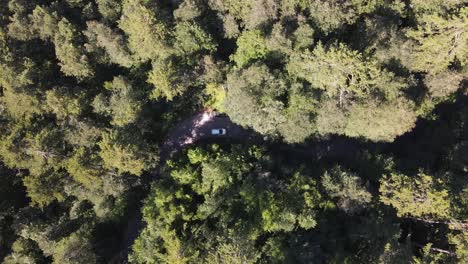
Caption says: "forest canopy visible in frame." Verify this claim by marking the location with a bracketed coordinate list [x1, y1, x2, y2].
[0, 0, 466, 263]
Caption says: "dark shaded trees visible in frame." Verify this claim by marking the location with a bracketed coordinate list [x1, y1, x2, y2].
[131, 144, 326, 263]
[84, 21, 133, 68]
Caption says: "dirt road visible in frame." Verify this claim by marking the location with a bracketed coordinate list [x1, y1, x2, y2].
[119, 111, 364, 263]
[119, 111, 250, 263]
[159, 111, 250, 163]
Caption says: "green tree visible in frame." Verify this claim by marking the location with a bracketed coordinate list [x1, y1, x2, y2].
[205, 236, 260, 264]
[448, 231, 468, 262]
[277, 84, 317, 143]
[14, 210, 98, 264]
[314, 99, 347, 137]
[377, 240, 413, 264]
[406, 7, 467, 74]
[224, 65, 318, 142]
[84, 21, 133, 67]
[343, 98, 418, 142]
[219, 13, 240, 38]
[54, 19, 93, 79]
[45, 86, 86, 121]
[62, 118, 102, 147]
[92, 76, 142, 127]
[174, 0, 203, 21]
[131, 145, 325, 263]
[265, 22, 293, 63]
[282, 0, 385, 33]
[29, 5, 59, 40]
[52, 231, 97, 264]
[424, 70, 466, 98]
[23, 170, 67, 207]
[230, 30, 268, 68]
[96, 0, 122, 22]
[223, 64, 287, 136]
[98, 129, 157, 175]
[6, 0, 35, 41]
[413, 243, 453, 264]
[147, 60, 189, 101]
[209, 0, 278, 31]
[0, 124, 67, 175]
[208, 0, 251, 31]
[203, 83, 226, 111]
[119, 0, 171, 62]
[379, 172, 451, 220]
[287, 43, 406, 102]
[1, 85, 43, 121]
[288, 43, 417, 142]
[293, 20, 315, 50]
[3, 238, 47, 264]
[65, 147, 105, 190]
[322, 166, 372, 214]
[0, 45, 45, 120]
[410, 0, 462, 15]
[174, 21, 216, 55]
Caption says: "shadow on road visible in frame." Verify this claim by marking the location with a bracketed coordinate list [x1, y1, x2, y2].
[117, 111, 374, 263]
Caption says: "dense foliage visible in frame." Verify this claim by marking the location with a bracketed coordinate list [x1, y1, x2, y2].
[0, 0, 466, 263]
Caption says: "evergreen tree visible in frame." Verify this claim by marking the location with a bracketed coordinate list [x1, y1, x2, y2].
[379, 172, 451, 220]
[119, 0, 171, 62]
[405, 7, 467, 74]
[54, 19, 93, 79]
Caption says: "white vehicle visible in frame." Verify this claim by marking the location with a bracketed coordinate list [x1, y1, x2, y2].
[211, 128, 227, 135]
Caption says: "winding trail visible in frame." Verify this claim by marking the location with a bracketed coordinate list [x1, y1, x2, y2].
[117, 110, 363, 263]
[118, 110, 249, 263]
